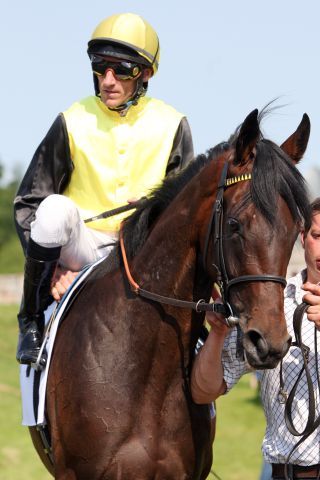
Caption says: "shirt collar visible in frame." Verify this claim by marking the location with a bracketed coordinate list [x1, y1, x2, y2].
[286, 268, 307, 305]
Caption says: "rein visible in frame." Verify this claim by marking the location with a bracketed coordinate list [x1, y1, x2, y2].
[119, 230, 228, 316]
[280, 302, 320, 480]
[119, 162, 287, 325]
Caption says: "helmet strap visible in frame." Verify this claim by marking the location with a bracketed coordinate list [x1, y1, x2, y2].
[108, 76, 147, 116]
[93, 74, 148, 117]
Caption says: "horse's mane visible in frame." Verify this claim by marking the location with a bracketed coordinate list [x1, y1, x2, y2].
[122, 111, 309, 258]
[122, 142, 230, 258]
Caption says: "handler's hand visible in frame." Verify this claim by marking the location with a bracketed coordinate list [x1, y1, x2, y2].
[302, 281, 320, 329]
[206, 297, 230, 337]
[51, 267, 79, 302]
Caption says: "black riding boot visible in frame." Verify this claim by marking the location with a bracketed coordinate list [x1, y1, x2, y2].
[16, 240, 61, 368]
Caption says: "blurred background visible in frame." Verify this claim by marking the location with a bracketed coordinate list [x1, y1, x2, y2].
[1, 0, 319, 478]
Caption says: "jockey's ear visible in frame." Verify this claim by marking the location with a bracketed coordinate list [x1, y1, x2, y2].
[234, 109, 260, 166]
[142, 68, 153, 82]
[280, 113, 311, 164]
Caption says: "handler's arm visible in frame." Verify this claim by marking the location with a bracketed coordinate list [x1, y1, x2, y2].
[191, 311, 230, 404]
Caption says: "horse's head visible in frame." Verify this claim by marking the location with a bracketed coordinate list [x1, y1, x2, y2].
[205, 108, 310, 369]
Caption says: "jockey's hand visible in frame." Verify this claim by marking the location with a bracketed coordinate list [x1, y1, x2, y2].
[302, 281, 320, 329]
[51, 267, 79, 302]
[127, 197, 139, 204]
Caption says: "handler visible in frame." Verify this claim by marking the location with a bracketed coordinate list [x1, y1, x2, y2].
[191, 198, 320, 479]
[14, 12, 194, 368]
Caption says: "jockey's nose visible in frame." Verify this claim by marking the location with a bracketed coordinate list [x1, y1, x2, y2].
[103, 69, 117, 85]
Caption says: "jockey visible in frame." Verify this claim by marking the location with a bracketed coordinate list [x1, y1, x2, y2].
[14, 12, 194, 368]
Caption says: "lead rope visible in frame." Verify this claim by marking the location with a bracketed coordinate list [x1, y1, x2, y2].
[280, 302, 320, 480]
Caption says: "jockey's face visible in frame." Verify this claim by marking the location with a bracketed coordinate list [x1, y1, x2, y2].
[301, 212, 320, 283]
[96, 56, 152, 109]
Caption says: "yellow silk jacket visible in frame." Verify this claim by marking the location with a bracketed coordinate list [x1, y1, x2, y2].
[62, 96, 184, 232]
[14, 96, 194, 253]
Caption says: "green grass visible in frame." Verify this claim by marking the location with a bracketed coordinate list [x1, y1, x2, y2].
[210, 376, 265, 480]
[0, 237, 24, 273]
[0, 304, 265, 480]
[0, 304, 51, 480]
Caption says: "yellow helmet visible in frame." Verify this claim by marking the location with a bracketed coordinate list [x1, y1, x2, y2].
[87, 13, 160, 75]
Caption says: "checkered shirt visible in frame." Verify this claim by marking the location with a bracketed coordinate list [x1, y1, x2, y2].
[221, 269, 320, 465]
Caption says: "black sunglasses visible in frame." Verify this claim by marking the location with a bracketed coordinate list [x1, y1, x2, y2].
[90, 55, 142, 80]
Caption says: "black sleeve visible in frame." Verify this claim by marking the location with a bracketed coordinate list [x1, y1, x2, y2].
[13, 114, 73, 253]
[165, 117, 194, 176]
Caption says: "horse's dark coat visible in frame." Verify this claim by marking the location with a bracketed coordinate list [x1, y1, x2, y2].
[36, 109, 310, 479]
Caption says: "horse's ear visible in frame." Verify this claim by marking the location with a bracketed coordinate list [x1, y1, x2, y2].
[235, 109, 260, 165]
[280, 114, 311, 164]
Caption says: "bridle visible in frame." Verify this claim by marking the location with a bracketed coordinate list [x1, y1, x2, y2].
[202, 161, 287, 326]
[120, 160, 287, 326]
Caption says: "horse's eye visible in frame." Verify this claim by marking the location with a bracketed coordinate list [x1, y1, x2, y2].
[226, 218, 240, 235]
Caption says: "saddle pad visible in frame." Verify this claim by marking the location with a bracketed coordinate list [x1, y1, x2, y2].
[20, 256, 106, 426]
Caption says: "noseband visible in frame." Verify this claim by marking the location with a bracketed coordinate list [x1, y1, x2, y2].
[203, 161, 287, 326]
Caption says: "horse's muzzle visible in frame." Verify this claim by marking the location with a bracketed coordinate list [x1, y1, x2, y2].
[242, 328, 292, 369]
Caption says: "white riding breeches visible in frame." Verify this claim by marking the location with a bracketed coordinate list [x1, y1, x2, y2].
[30, 194, 118, 271]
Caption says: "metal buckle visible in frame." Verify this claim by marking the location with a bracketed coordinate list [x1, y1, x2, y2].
[278, 388, 288, 404]
[224, 302, 240, 327]
[195, 299, 205, 312]
[225, 315, 240, 328]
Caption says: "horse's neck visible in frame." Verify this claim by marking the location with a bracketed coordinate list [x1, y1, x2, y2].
[132, 214, 197, 300]
[131, 168, 217, 300]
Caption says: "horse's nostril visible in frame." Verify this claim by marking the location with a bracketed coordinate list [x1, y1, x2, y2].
[247, 330, 269, 358]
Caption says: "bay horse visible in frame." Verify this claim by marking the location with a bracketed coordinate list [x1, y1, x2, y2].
[33, 109, 310, 479]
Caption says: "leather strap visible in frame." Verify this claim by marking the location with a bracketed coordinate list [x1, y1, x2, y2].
[285, 302, 317, 437]
[279, 302, 320, 477]
[119, 230, 230, 316]
[272, 463, 320, 479]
